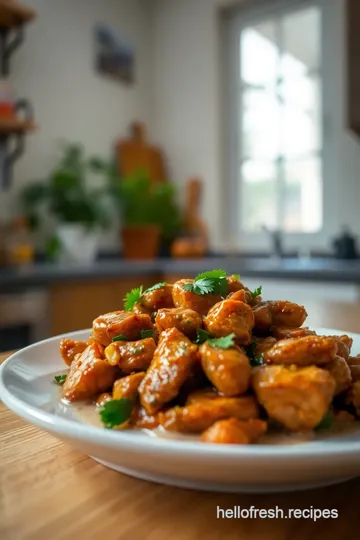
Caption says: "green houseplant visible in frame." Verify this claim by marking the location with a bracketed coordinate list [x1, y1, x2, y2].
[21, 143, 110, 263]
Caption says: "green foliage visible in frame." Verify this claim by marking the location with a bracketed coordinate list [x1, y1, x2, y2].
[99, 399, 134, 429]
[182, 269, 229, 296]
[207, 334, 236, 349]
[124, 285, 143, 311]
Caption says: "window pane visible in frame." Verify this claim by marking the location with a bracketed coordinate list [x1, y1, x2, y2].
[279, 98, 321, 158]
[280, 6, 321, 76]
[240, 21, 278, 90]
[242, 89, 279, 159]
[283, 157, 322, 233]
[241, 161, 277, 231]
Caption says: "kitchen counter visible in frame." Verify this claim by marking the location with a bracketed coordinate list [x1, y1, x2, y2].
[2, 256, 360, 291]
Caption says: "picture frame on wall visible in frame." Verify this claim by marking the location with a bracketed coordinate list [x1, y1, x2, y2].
[94, 24, 135, 85]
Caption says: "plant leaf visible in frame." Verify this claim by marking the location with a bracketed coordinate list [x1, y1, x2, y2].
[315, 411, 333, 430]
[144, 282, 167, 293]
[53, 374, 67, 385]
[112, 334, 128, 342]
[194, 328, 212, 345]
[99, 399, 134, 429]
[207, 333, 236, 349]
[124, 286, 143, 311]
[251, 286, 263, 298]
[195, 269, 227, 280]
[140, 329, 154, 339]
[232, 274, 241, 281]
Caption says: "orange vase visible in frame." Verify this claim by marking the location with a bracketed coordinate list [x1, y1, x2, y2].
[121, 225, 160, 259]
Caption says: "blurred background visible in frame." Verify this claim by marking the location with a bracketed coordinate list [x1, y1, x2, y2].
[0, 0, 360, 351]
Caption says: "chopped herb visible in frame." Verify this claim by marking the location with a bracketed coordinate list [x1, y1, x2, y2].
[183, 269, 229, 296]
[207, 333, 236, 349]
[99, 398, 134, 429]
[124, 285, 143, 311]
[53, 374, 67, 385]
[112, 334, 128, 342]
[232, 274, 241, 281]
[315, 411, 333, 431]
[251, 286, 263, 298]
[251, 355, 264, 367]
[144, 282, 167, 293]
[140, 329, 154, 339]
[244, 341, 264, 366]
[194, 328, 212, 345]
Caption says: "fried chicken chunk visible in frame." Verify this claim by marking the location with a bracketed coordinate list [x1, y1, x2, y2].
[201, 418, 267, 445]
[60, 339, 88, 366]
[141, 284, 174, 311]
[92, 311, 153, 347]
[263, 336, 337, 366]
[172, 279, 222, 316]
[199, 342, 251, 396]
[104, 338, 156, 372]
[62, 343, 116, 402]
[271, 327, 316, 341]
[253, 301, 307, 333]
[252, 365, 335, 431]
[204, 299, 254, 345]
[139, 327, 198, 414]
[326, 357, 352, 395]
[155, 307, 202, 338]
[113, 372, 145, 400]
[159, 395, 259, 433]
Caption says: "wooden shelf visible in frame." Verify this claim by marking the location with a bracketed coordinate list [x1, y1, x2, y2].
[0, 1, 35, 28]
[0, 117, 36, 134]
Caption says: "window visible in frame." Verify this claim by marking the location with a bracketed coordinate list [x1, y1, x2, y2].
[227, 1, 324, 240]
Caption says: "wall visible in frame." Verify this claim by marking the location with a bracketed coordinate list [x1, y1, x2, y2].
[1, 0, 153, 247]
[151, 0, 360, 251]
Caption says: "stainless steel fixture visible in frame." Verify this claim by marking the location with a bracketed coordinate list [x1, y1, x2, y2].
[262, 225, 283, 258]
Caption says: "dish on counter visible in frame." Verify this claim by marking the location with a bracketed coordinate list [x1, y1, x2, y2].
[55, 269, 360, 445]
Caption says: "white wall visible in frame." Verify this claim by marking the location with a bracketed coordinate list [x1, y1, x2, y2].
[151, 0, 360, 251]
[1, 0, 153, 246]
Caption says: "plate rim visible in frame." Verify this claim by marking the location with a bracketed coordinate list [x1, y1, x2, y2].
[2, 327, 360, 460]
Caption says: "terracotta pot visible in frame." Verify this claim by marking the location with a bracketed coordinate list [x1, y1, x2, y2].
[121, 225, 160, 259]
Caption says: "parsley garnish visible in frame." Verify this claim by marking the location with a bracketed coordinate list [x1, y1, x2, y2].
[244, 341, 264, 366]
[232, 274, 241, 281]
[194, 328, 212, 345]
[315, 411, 333, 430]
[99, 398, 134, 429]
[112, 334, 128, 342]
[207, 333, 236, 349]
[144, 282, 167, 293]
[140, 329, 154, 339]
[124, 286, 143, 311]
[251, 286, 263, 298]
[53, 374, 67, 385]
[183, 269, 229, 296]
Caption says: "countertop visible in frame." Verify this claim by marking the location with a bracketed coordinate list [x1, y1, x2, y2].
[2, 256, 360, 291]
[2, 298, 360, 538]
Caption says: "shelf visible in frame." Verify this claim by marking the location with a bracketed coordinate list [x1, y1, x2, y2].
[0, 117, 36, 134]
[0, 1, 35, 28]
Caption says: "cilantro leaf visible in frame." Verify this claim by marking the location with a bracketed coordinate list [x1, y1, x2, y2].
[144, 282, 167, 293]
[112, 334, 128, 342]
[194, 328, 212, 345]
[140, 329, 154, 339]
[99, 398, 134, 429]
[207, 333, 236, 349]
[251, 286, 263, 298]
[53, 374, 67, 385]
[315, 411, 333, 431]
[232, 274, 241, 281]
[124, 285, 143, 311]
[195, 269, 227, 280]
[182, 269, 229, 296]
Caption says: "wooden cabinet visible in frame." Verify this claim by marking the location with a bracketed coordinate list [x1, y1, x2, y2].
[50, 275, 161, 335]
[347, 0, 360, 137]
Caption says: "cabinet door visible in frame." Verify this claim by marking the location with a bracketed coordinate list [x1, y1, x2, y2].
[347, 0, 360, 137]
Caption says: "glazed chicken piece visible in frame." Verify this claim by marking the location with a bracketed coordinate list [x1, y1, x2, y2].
[348, 354, 360, 366]
[186, 387, 220, 404]
[252, 365, 335, 431]
[253, 336, 277, 356]
[271, 327, 316, 341]
[263, 336, 337, 366]
[201, 418, 267, 445]
[139, 327, 198, 414]
[113, 372, 145, 400]
[62, 343, 117, 402]
[155, 307, 202, 338]
[204, 299, 254, 345]
[326, 357, 352, 394]
[104, 337, 156, 372]
[199, 341, 251, 396]
[325, 335, 353, 361]
[253, 301, 307, 333]
[349, 364, 360, 382]
[92, 311, 153, 346]
[347, 381, 360, 416]
[159, 395, 259, 433]
[130, 405, 160, 429]
[226, 275, 247, 293]
[141, 284, 174, 311]
[172, 279, 222, 316]
[96, 393, 112, 407]
[60, 339, 88, 366]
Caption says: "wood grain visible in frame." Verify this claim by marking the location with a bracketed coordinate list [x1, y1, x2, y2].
[2, 302, 360, 539]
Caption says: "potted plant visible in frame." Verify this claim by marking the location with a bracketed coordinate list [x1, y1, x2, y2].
[21, 143, 110, 263]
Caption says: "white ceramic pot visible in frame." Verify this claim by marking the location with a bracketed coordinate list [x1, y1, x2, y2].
[56, 224, 99, 264]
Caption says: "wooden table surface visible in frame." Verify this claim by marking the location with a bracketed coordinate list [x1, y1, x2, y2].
[2, 300, 360, 540]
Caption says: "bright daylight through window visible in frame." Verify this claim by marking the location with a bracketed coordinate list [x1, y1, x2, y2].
[237, 4, 322, 234]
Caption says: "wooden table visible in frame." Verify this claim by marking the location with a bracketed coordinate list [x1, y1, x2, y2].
[2, 301, 360, 539]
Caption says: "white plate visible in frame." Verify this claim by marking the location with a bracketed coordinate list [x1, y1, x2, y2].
[1, 328, 360, 493]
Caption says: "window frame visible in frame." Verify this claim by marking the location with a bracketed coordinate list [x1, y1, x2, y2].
[223, 0, 337, 253]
